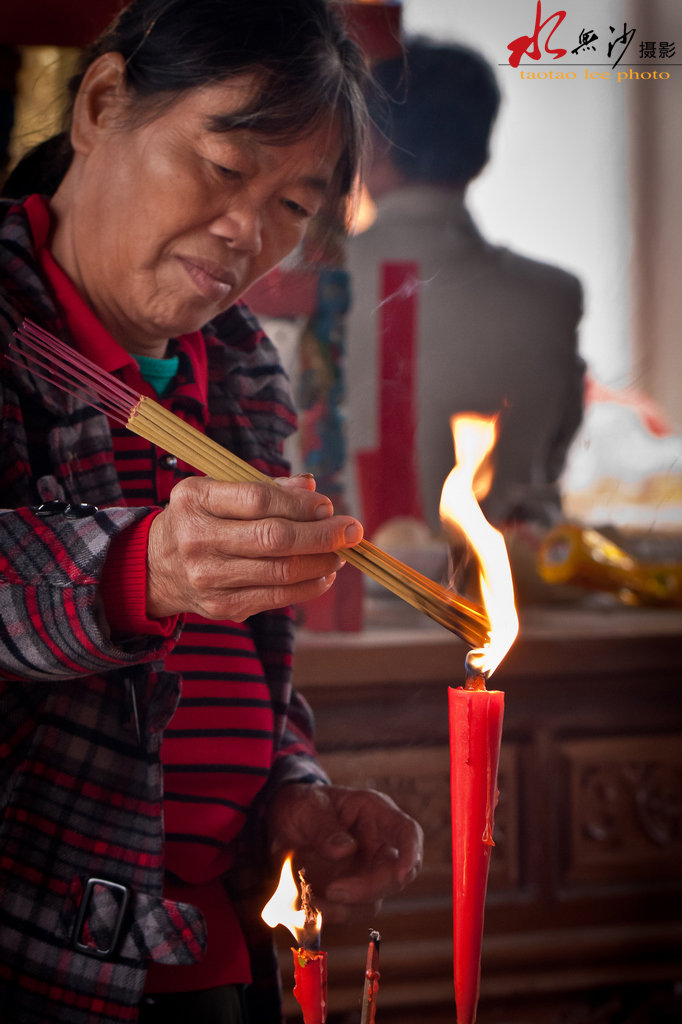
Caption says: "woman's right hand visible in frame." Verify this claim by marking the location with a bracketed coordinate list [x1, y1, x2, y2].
[145, 474, 362, 621]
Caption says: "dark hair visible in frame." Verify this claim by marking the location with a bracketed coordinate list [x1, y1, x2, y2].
[3, 0, 369, 216]
[368, 38, 501, 186]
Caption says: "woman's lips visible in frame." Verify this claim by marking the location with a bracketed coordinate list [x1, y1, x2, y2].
[178, 256, 237, 302]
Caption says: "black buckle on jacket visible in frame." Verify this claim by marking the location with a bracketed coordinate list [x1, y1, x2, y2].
[32, 500, 99, 518]
[73, 877, 131, 958]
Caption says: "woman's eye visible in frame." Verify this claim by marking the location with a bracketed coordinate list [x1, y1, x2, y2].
[283, 198, 312, 219]
[213, 163, 238, 179]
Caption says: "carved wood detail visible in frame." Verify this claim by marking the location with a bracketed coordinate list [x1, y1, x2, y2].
[559, 734, 682, 884]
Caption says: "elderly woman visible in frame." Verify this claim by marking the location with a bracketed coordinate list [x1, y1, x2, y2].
[0, 2, 423, 1022]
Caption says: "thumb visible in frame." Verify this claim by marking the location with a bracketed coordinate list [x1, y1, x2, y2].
[308, 791, 358, 861]
[281, 786, 358, 862]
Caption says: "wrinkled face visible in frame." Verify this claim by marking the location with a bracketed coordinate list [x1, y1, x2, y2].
[62, 74, 342, 353]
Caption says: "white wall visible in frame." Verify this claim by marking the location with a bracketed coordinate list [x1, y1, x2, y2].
[401, 0, 631, 387]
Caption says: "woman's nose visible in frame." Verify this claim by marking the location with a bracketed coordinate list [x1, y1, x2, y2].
[210, 200, 263, 256]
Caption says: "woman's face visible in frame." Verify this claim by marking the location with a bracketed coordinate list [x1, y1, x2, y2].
[54, 69, 342, 355]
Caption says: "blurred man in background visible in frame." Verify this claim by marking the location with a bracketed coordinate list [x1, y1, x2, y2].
[346, 39, 585, 581]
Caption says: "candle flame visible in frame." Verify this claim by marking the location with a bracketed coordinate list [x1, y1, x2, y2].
[439, 414, 519, 677]
[261, 856, 322, 946]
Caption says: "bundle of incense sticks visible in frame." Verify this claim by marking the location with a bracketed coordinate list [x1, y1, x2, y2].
[9, 319, 489, 646]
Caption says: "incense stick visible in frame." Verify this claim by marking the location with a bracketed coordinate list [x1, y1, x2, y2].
[360, 930, 381, 1024]
[9, 319, 490, 646]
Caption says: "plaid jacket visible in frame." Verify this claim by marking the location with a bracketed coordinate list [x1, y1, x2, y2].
[0, 199, 327, 1023]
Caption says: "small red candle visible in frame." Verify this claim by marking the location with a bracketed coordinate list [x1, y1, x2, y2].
[261, 859, 326, 1024]
[449, 679, 504, 1023]
[291, 947, 328, 1024]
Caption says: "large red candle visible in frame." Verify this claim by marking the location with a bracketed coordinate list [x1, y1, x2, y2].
[449, 682, 505, 1024]
[440, 414, 517, 1022]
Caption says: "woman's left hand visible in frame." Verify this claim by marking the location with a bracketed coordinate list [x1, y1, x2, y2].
[267, 782, 424, 923]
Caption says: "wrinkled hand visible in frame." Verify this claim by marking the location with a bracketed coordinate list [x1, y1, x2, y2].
[267, 783, 424, 924]
[146, 474, 362, 620]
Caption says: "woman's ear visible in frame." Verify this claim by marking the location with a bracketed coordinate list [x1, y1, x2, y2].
[70, 52, 129, 155]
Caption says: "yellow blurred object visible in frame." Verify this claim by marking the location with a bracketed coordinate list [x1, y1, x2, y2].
[537, 524, 682, 607]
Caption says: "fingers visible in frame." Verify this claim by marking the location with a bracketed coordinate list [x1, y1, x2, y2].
[316, 790, 424, 908]
[316, 836, 422, 925]
[323, 786, 423, 873]
[199, 552, 345, 589]
[323, 845, 420, 906]
[190, 572, 339, 622]
[199, 513, 361, 558]
[145, 476, 363, 619]
[185, 476, 334, 524]
[171, 477, 362, 555]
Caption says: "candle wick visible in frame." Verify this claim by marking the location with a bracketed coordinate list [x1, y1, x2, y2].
[298, 868, 321, 951]
[464, 651, 489, 691]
